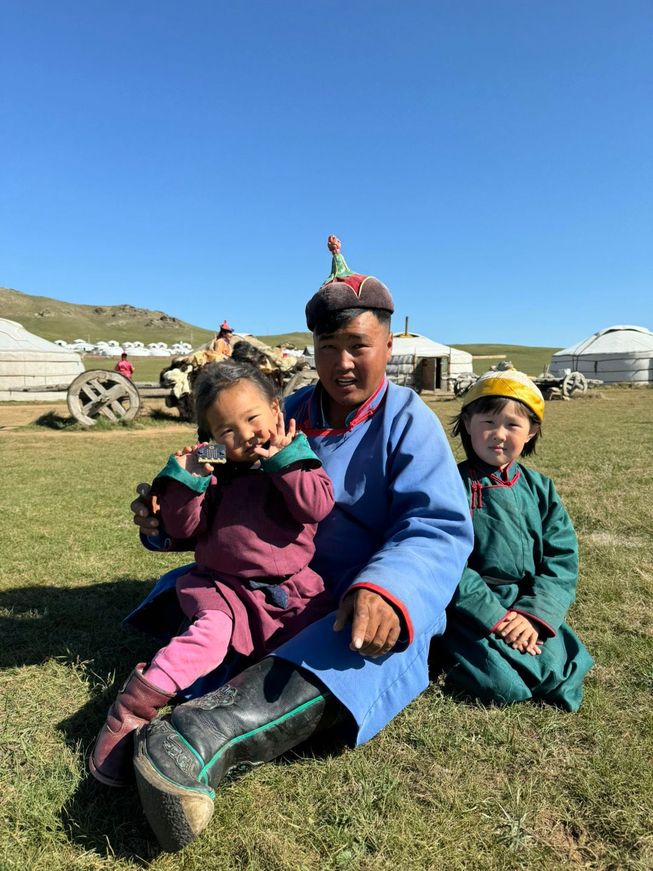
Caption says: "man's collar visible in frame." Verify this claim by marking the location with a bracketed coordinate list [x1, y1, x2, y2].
[317, 390, 358, 428]
[310, 378, 388, 431]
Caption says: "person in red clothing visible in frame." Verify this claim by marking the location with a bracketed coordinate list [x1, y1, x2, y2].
[114, 352, 134, 379]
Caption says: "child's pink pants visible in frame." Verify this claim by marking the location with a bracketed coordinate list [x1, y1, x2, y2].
[144, 609, 233, 694]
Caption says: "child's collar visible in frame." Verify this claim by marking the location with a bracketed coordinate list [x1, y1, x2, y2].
[468, 455, 520, 482]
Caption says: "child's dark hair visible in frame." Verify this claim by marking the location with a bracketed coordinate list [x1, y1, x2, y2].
[194, 360, 280, 443]
[313, 307, 391, 336]
[451, 395, 541, 460]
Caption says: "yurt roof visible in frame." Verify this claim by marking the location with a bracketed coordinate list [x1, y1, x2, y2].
[391, 332, 472, 362]
[553, 325, 653, 357]
[0, 318, 83, 358]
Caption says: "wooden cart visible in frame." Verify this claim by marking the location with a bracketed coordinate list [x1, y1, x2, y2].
[452, 367, 592, 402]
[64, 370, 172, 425]
[533, 368, 589, 400]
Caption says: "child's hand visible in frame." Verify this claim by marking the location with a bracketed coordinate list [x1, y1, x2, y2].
[253, 412, 297, 460]
[494, 611, 542, 655]
[173, 444, 214, 477]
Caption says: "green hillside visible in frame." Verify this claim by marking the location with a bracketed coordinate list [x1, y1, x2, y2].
[449, 343, 562, 376]
[0, 287, 214, 346]
[258, 331, 313, 348]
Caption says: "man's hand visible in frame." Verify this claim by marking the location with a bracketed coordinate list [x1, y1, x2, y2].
[494, 611, 542, 655]
[130, 483, 160, 532]
[132, 444, 208, 532]
[333, 588, 402, 658]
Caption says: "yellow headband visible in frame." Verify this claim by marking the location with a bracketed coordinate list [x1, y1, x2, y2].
[461, 368, 545, 421]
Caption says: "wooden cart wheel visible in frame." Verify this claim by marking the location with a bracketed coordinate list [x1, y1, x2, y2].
[561, 371, 588, 399]
[67, 369, 141, 425]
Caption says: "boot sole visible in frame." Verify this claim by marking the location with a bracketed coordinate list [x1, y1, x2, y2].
[133, 740, 214, 853]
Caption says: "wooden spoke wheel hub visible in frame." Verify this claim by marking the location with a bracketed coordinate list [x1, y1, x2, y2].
[561, 371, 588, 399]
[67, 370, 141, 425]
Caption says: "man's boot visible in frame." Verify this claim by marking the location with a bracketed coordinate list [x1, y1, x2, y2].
[133, 656, 346, 852]
[89, 664, 173, 788]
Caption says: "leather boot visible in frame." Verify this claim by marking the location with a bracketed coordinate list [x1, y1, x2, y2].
[89, 663, 173, 788]
[133, 657, 346, 852]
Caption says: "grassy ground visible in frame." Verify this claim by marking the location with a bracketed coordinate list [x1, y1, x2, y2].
[0, 389, 651, 870]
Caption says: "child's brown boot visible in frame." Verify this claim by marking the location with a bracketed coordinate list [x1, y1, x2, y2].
[89, 664, 173, 788]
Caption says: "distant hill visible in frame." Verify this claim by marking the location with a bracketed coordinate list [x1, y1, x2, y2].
[0, 287, 215, 346]
[258, 332, 313, 348]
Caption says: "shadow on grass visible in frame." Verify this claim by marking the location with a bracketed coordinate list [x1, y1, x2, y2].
[60, 778, 161, 864]
[29, 411, 144, 431]
[148, 407, 187, 423]
[34, 409, 77, 429]
[2, 578, 350, 860]
[27, 407, 190, 431]
[60, 727, 349, 864]
[0, 577, 166, 771]
[0, 578, 162, 673]
[0, 578, 166, 859]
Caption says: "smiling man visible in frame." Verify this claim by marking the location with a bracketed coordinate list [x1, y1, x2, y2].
[126, 238, 473, 851]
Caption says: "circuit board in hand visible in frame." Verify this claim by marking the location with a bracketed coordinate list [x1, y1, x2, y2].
[196, 443, 227, 464]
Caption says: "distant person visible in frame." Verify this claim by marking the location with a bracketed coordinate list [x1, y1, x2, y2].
[211, 320, 234, 356]
[89, 359, 335, 787]
[114, 352, 134, 379]
[441, 367, 593, 711]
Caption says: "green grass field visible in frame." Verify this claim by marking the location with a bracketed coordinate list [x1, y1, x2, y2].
[1, 389, 651, 870]
[450, 345, 562, 377]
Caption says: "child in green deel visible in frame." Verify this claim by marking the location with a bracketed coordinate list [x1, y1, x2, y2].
[441, 368, 593, 711]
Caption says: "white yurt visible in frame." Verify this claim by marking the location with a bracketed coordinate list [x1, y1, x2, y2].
[551, 325, 653, 385]
[389, 332, 474, 391]
[0, 318, 84, 395]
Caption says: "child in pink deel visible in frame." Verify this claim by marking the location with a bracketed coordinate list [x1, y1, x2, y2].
[90, 360, 335, 787]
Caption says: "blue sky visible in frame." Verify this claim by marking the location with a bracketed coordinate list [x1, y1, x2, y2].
[2, 1, 651, 346]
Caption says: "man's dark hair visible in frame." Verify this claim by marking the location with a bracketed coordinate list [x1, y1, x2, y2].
[194, 360, 279, 443]
[451, 395, 541, 460]
[313, 307, 391, 337]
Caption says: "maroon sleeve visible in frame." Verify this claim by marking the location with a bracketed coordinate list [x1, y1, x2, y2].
[155, 478, 213, 540]
[267, 465, 334, 524]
